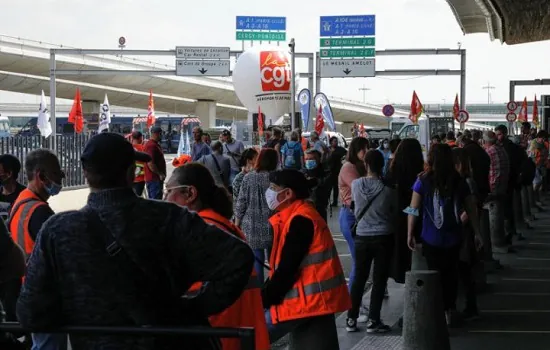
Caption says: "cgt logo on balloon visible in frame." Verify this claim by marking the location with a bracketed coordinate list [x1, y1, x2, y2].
[260, 51, 290, 92]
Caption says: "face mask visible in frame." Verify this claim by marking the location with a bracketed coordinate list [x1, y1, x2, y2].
[305, 159, 317, 170]
[45, 179, 62, 196]
[265, 188, 287, 211]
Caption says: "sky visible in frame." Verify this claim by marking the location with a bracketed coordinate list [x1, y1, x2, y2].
[1, 0, 550, 106]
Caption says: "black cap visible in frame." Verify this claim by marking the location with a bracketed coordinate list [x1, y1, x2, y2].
[221, 129, 231, 137]
[81, 133, 151, 173]
[150, 126, 162, 134]
[269, 169, 314, 199]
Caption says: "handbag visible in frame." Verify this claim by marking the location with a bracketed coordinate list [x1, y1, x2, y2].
[350, 187, 384, 237]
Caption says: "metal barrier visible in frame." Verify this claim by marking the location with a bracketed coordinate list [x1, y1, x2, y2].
[0, 322, 256, 350]
[0, 134, 90, 189]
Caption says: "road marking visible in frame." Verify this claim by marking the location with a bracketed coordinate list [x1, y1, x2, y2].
[470, 330, 550, 334]
[494, 292, 550, 296]
[333, 238, 347, 242]
[515, 267, 550, 270]
[339, 253, 351, 257]
[501, 278, 550, 282]
[480, 310, 550, 313]
[528, 242, 550, 246]
[517, 257, 550, 261]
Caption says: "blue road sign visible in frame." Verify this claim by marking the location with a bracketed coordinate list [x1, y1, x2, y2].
[320, 15, 375, 37]
[236, 16, 286, 31]
[382, 104, 395, 117]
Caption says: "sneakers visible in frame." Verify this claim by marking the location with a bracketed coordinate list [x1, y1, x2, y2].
[346, 318, 358, 332]
[366, 320, 391, 333]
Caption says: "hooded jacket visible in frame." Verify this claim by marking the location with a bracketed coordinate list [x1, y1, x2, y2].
[351, 177, 397, 236]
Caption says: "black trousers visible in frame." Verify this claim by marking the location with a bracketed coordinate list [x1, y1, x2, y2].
[423, 243, 460, 311]
[347, 234, 393, 321]
[458, 261, 478, 311]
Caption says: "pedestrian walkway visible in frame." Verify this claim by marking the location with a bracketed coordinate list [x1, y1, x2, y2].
[337, 206, 550, 350]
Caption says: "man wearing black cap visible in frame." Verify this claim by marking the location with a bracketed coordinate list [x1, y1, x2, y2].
[17, 132, 255, 350]
[144, 126, 166, 199]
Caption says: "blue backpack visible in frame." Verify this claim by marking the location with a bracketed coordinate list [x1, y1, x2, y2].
[283, 142, 301, 169]
[425, 189, 462, 235]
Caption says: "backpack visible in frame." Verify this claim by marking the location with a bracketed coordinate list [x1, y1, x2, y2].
[425, 188, 462, 236]
[283, 143, 301, 169]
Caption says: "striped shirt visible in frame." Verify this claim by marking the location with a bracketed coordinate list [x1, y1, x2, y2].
[486, 144, 510, 195]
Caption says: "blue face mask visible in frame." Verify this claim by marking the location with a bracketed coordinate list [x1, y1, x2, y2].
[305, 159, 317, 170]
[45, 179, 62, 196]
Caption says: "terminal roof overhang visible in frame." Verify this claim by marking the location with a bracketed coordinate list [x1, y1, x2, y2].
[0, 37, 407, 126]
[446, 0, 550, 44]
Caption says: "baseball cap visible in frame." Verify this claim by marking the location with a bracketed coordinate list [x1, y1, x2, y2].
[151, 126, 162, 134]
[269, 169, 315, 199]
[81, 133, 151, 172]
[221, 129, 231, 137]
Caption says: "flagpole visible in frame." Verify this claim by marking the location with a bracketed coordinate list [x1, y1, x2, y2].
[49, 51, 57, 152]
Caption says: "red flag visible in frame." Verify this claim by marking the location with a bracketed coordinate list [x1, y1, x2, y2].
[359, 123, 365, 138]
[453, 94, 460, 121]
[315, 105, 324, 135]
[533, 95, 539, 127]
[518, 97, 528, 123]
[68, 88, 84, 134]
[409, 91, 423, 124]
[146, 90, 156, 128]
[257, 106, 264, 137]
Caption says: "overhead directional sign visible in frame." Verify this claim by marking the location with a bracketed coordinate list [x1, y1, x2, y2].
[320, 15, 376, 37]
[176, 60, 230, 77]
[176, 46, 230, 60]
[320, 59, 375, 78]
[236, 32, 286, 41]
[236, 16, 286, 31]
[320, 38, 375, 47]
[320, 48, 375, 58]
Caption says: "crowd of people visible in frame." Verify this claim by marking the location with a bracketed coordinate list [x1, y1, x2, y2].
[0, 120, 547, 349]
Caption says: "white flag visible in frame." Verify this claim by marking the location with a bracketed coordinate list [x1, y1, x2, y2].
[37, 90, 52, 138]
[177, 131, 185, 157]
[185, 130, 191, 155]
[98, 94, 111, 133]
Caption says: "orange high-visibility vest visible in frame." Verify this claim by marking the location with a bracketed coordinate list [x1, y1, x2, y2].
[301, 138, 310, 152]
[8, 189, 47, 257]
[268, 200, 351, 324]
[172, 154, 192, 168]
[187, 209, 270, 350]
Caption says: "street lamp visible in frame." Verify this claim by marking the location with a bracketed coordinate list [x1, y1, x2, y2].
[358, 85, 371, 103]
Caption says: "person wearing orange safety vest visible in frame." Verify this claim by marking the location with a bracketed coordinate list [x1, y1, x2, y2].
[131, 131, 147, 196]
[172, 154, 192, 168]
[7, 149, 67, 350]
[262, 169, 351, 348]
[164, 162, 270, 350]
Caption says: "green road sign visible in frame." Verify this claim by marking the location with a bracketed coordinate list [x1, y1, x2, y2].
[236, 31, 286, 41]
[320, 38, 375, 47]
[319, 48, 375, 58]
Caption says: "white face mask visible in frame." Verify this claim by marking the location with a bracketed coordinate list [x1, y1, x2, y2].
[265, 188, 285, 210]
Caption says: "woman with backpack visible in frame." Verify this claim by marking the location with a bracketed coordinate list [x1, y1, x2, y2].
[405, 144, 474, 326]
[280, 130, 304, 170]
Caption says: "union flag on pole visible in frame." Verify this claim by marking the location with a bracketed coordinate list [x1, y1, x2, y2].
[518, 97, 528, 123]
[146, 90, 156, 128]
[409, 91, 423, 124]
[68, 88, 84, 134]
[533, 95, 539, 127]
[453, 94, 460, 121]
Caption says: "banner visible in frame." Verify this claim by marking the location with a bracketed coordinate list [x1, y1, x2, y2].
[313, 92, 336, 131]
[298, 88, 311, 131]
[37, 90, 52, 138]
[98, 94, 111, 133]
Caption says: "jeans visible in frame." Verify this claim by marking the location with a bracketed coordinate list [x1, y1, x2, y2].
[254, 249, 270, 283]
[521, 186, 533, 221]
[31, 333, 67, 350]
[146, 181, 163, 200]
[265, 310, 339, 349]
[229, 168, 240, 186]
[423, 243, 460, 311]
[133, 182, 145, 197]
[339, 207, 356, 292]
[347, 235, 393, 321]
[487, 198, 507, 249]
[503, 191, 517, 238]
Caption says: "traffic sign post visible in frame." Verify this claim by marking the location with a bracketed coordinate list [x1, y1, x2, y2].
[236, 16, 286, 46]
[318, 15, 376, 80]
[506, 112, 517, 122]
[175, 46, 230, 77]
[507, 101, 518, 111]
[382, 104, 395, 117]
[456, 109, 469, 130]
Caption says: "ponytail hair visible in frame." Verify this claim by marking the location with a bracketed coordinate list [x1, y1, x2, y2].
[171, 163, 233, 219]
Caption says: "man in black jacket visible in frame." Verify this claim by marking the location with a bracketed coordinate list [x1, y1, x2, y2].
[495, 125, 528, 242]
[17, 133, 254, 350]
[303, 149, 331, 221]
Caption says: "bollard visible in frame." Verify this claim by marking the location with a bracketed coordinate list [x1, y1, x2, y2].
[402, 270, 450, 350]
[411, 244, 428, 270]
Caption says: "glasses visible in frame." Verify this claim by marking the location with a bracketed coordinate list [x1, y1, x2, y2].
[163, 185, 190, 199]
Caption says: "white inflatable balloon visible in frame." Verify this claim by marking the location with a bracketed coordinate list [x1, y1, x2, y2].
[232, 46, 292, 118]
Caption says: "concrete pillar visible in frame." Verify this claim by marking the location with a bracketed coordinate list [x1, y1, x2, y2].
[195, 100, 217, 128]
[411, 245, 428, 271]
[403, 270, 450, 350]
[82, 100, 100, 131]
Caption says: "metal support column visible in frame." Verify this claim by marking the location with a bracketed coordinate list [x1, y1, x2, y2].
[315, 52, 321, 94]
[49, 49, 57, 152]
[289, 39, 296, 131]
[460, 49, 466, 130]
